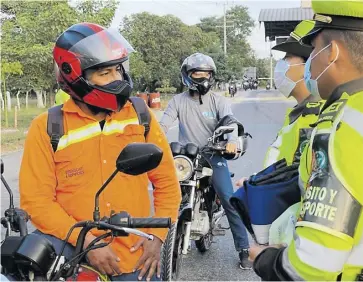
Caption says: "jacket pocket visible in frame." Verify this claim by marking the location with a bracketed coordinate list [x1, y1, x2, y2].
[54, 143, 89, 191]
[117, 124, 145, 142]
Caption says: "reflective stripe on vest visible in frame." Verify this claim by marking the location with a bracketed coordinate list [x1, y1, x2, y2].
[57, 118, 139, 151]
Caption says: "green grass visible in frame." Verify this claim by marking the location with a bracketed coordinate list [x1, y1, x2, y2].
[1, 106, 47, 153]
[0, 94, 171, 153]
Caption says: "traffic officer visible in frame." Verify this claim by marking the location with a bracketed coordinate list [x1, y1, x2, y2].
[54, 89, 70, 105]
[248, 1, 363, 281]
[264, 20, 324, 168]
[236, 20, 323, 186]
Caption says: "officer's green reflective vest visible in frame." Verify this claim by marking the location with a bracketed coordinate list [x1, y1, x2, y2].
[55, 90, 70, 105]
[290, 81, 363, 281]
[264, 95, 324, 168]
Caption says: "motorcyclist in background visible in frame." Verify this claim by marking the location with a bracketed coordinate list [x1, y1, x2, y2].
[160, 53, 252, 269]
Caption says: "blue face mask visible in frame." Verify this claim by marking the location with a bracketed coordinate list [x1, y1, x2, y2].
[304, 43, 340, 97]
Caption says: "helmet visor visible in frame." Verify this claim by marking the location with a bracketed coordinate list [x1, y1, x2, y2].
[184, 53, 216, 73]
[69, 28, 135, 70]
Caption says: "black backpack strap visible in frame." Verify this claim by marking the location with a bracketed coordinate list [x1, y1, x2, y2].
[129, 97, 151, 138]
[47, 105, 64, 152]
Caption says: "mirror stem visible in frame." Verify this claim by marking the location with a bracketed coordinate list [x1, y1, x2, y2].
[93, 169, 119, 222]
[1, 175, 14, 210]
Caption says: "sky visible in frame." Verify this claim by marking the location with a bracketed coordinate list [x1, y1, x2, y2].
[111, 0, 304, 59]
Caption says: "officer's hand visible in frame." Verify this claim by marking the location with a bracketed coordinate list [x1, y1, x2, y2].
[225, 142, 237, 154]
[235, 176, 248, 187]
[131, 236, 163, 281]
[248, 244, 285, 262]
[84, 234, 122, 276]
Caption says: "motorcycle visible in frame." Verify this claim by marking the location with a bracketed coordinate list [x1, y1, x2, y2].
[243, 81, 250, 91]
[248, 80, 254, 90]
[228, 85, 237, 97]
[266, 83, 271, 90]
[162, 126, 244, 281]
[253, 81, 258, 90]
[1, 143, 172, 281]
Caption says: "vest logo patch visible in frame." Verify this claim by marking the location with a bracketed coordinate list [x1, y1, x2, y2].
[300, 186, 339, 222]
[306, 102, 321, 108]
[317, 99, 347, 124]
[66, 167, 84, 178]
[298, 132, 362, 237]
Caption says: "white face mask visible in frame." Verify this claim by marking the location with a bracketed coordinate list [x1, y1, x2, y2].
[274, 59, 304, 97]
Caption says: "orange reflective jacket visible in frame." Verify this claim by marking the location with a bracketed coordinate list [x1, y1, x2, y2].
[20, 98, 181, 273]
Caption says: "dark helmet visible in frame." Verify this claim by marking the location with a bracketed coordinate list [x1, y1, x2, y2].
[53, 23, 134, 111]
[181, 53, 216, 95]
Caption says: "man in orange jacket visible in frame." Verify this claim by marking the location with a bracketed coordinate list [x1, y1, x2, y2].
[19, 23, 181, 281]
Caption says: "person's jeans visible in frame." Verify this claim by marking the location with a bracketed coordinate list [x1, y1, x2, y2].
[207, 155, 250, 251]
[33, 230, 160, 281]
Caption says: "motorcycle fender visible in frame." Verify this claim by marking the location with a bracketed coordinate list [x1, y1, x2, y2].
[179, 204, 193, 222]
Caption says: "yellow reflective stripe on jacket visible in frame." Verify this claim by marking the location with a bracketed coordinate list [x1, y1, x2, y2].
[58, 123, 101, 151]
[285, 229, 351, 281]
[103, 118, 139, 135]
[57, 118, 139, 151]
[264, 102, 322, 168]
[341, 105, 363, 137]
[264, 110, 292, 167]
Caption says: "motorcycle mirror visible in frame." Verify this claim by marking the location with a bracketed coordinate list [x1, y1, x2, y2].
[93, 143, 163, 222]
[214, 126, 234, 137]
[1, 159, 15, 209]
[116, 143, 163, 175]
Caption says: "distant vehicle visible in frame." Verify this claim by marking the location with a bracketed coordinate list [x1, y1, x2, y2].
[229, 84, 237, 97]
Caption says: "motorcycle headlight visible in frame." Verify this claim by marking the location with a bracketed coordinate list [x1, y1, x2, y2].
[174, 156, 193, 182]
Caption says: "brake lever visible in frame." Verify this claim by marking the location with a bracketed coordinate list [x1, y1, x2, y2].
[98, 222, 154, 240]
[122, 227, 154, 240]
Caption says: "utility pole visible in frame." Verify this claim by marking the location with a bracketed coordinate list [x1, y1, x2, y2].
[270, 38, 273, 87]
[216, 1, 234, 56]
[223, 2, 227, 55]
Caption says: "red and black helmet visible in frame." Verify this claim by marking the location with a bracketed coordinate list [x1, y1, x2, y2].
[53, 23, 134, 111]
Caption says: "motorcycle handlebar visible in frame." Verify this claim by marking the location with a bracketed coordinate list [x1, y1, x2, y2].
[129, 217, 171, 228]
[203, 145, 241, 154]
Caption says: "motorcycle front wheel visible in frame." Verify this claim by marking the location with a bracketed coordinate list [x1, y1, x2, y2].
[161, 222, 183, 281]
[195, 232, 213, 253]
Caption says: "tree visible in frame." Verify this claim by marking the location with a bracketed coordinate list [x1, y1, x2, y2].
[0, 61, 23, 126]
[1, 0, 117, 107]
[198, 5, 255, 80]
[122, 12, 222, 91]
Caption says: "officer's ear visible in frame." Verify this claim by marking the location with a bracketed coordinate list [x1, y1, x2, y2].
[328, 40, 341, 64]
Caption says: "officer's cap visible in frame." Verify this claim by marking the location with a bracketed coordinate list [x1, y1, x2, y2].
[300, 0, 363, 45]
[272, 20, 315, 59]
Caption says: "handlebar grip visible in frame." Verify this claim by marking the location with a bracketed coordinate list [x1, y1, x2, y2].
[130, 218, 171, 228]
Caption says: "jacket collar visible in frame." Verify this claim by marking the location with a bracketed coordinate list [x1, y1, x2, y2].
[62, 98, 131, 120]
[321, 77, 363, 112]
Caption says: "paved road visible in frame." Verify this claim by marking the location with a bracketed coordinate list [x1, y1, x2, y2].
[1, 89, 295, 280]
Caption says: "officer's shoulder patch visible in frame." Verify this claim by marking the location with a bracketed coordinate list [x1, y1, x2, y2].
[297, 132, 362, 238]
